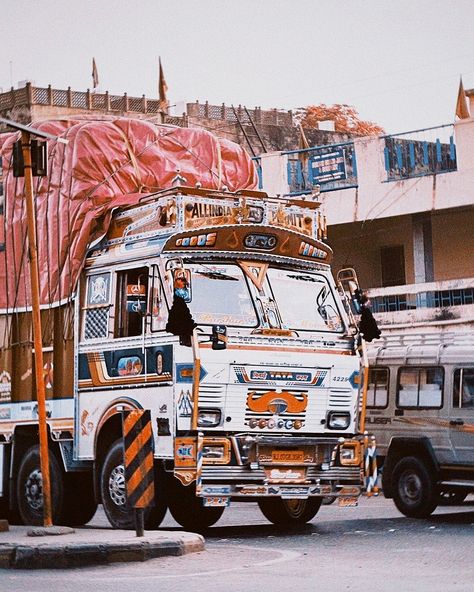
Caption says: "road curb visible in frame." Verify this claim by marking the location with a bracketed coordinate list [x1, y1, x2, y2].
[0, 533, 205, 569]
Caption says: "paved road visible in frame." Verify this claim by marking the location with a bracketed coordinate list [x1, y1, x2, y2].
[3, 496, 474, 592]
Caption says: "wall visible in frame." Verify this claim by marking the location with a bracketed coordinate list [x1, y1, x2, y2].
[328, 215, 415, 289]
[259, 119, 474, 223]
[431, 207, 474, 280]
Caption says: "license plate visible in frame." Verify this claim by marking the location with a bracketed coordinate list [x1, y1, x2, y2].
[203, 497, 230, 507]
[280, 487, 310, 499]
[272, 450, 305, 463]
[338, 496, 359, 507]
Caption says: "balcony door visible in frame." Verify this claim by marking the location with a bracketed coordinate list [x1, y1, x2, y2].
[381, 245, 406, 287]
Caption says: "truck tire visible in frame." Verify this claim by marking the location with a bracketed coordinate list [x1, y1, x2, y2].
[392, 456, 438, 518]
[60, 472, 97, 526]
[258, 497, 322, 525]
[16, 445, 64, 526]
[167, 475, 224, 531]
[100, 439, 167, 530]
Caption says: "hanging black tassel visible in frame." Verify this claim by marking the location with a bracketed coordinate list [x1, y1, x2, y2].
[165, 295, 197, 347]
[358, 294, 381, 342]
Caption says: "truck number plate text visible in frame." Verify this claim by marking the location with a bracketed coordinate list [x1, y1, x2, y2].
[271, 450, 304, 463]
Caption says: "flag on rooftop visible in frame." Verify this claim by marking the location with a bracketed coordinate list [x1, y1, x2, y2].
[455, 77, 470, 120]
[158, 57, 169, 113]
[92, 58, 99, 90]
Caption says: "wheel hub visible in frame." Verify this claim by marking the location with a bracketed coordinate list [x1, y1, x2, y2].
[108, 464, 126, 506]
[25, 469, 43, 510]
[400, 471, 422, 504]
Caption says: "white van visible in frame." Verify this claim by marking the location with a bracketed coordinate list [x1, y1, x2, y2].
[366, 332, 474, 517]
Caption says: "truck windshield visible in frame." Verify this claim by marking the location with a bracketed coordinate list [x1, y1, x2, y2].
[186, 263, 258, 327]
[267, 268, 343, 332]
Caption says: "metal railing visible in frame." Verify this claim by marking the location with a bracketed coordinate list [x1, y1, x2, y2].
[368, 278, 474, 313]
[382, 124, 457, 181]
[284, 141, 358, 196]
[0, 83, 189, 126]
[186, 101, 293, 126]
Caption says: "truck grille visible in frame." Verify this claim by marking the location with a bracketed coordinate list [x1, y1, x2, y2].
[199, 384, 225, 406]
[328, 389, 353, 409]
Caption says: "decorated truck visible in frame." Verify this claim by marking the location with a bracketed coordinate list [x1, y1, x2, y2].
[0, 117, 375, 529]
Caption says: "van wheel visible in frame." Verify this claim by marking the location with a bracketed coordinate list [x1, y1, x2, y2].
[16, 445, 64, 526]
[100, 439, 167, 530]
[392, 456, 438, 518]
[167, 475, 224, 531]
[258, 497, 322, 525]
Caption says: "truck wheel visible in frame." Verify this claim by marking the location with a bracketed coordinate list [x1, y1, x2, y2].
[258, 497, 322, 525]
[16, 445, 64, 526]
[167, 475, 224, 531]
[392, 456, 438, 518]
[100, 439, 167, 530]
[60, 472, 97, 526]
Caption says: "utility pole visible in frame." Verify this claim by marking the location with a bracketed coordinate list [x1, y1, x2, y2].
[1, 118, 67, 527]
[21, 130, 52, 526]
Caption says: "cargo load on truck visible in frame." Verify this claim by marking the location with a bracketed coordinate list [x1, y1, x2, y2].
[0, 116, 257, 310]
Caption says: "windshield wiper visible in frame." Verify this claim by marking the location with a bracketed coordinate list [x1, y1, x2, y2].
[195, 268, 239, 281]
[287, 274, 318, 282]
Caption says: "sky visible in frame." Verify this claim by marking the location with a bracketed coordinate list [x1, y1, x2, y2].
[1, 0, 474, 134]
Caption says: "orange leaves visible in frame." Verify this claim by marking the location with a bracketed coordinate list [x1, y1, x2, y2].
[297, 104, 384, 136]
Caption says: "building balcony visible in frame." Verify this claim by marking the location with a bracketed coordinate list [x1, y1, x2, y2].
[368, 277, 474, 331]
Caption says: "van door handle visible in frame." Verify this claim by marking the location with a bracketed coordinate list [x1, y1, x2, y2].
[450, 419, 464, 426]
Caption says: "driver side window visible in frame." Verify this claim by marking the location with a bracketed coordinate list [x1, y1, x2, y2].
[114, 267, 148, 338]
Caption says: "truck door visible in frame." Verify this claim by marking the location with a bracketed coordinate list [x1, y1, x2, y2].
[450, 367, 474, 465]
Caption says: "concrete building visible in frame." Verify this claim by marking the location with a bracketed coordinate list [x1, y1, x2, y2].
[0, 82, 349, 153]
[259, 117, 474, 333]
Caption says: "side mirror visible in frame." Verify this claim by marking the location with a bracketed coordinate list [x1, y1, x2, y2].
[172, 269, 192, 303]
[211, 325, 227, 350]
[348, 282, 362, 314]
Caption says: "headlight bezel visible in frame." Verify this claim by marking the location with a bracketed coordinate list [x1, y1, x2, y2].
[338, 440, 361, 466]
[202, 437, 231, 465]
[327, 411, 351, 430]
[197, 408, 222, 428]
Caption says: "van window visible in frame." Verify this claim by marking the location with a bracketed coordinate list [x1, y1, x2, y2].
[453, 368, 474, 409]
[397, 367, 443, 409]
[115, 267, 148, 338]
[367, 367, 389, 408]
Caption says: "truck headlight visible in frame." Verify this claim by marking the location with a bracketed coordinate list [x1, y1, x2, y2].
[202, 438, 231, 464]
[327, 411, 351, 430]
[198, 409, 222, 427]
[338, 441, 361, 465]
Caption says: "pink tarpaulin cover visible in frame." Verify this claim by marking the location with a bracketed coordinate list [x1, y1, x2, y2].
[0, 117, 257, 310]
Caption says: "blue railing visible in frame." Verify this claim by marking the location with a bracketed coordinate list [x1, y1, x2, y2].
[371, 287, 473, 313]
[284, 141, 358, 196]
[382, 124, 457, 182]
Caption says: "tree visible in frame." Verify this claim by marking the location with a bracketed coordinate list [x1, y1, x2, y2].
[296, 104, 384, 136]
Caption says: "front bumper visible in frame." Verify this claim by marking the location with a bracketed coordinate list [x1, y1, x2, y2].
[194, 434, 364, 500]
